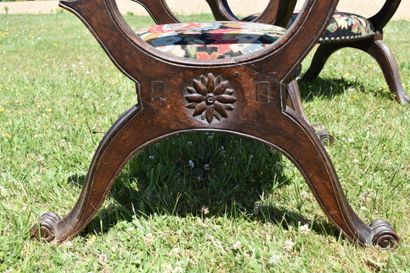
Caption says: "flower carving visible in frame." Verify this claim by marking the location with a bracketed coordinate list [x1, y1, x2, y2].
[185, 73, 237, 123]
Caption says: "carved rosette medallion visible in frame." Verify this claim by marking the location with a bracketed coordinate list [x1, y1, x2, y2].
[185, 73, 237, 123]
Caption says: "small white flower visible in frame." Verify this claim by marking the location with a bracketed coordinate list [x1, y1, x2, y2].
[188, 160, 195, 168]
[268, 254, 282, 265]
[98, 253, 108, 264]
[144, 233, 154, 245]
[169, 247, 180, 256]
[300, 191, 310, 200]
[200, 206, 209, 215]
[283, 239, 295, 252]
[299, 224, 310, 234]
[231, 241, 242, 250]
[61, 241, 73, 248]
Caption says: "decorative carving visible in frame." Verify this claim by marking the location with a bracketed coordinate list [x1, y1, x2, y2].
[370, 220, 400, 249]
[185, 73, 237, 123]
[256, 82, 271, 102]
[30, 212, 61, 242]
[151, 81, 166, 102]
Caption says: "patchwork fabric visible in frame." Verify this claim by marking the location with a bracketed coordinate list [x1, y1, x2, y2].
[138, 22, 286, 60]
[288, 12, 375, 42]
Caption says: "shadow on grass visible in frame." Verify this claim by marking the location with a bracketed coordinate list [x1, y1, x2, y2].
[68, 132, 338, 240]
[299, 76, 392, 102]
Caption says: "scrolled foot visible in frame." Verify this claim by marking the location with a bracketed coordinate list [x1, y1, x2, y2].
[396, 92, 410, 106]
[312, 124, 335, 146]
[316, 128, 335, 146]
[30, 212, 61, 242]
[370, 220, 400, 249]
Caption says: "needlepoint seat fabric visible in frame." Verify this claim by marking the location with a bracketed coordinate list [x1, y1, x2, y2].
[138, 22, 286, 60]
[288, 12, 375, 43]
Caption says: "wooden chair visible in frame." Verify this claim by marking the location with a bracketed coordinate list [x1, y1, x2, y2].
[209, 0, 409, 105]
[30, 0, 399, 248]
[303, 0, 409, 105]
[206, 0, 333, 144]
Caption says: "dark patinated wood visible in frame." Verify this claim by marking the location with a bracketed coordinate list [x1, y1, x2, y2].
[205, 0, 279, 26]
[205, 0, 333, 143]
[132, 0, 179, 24]
[30, 0, 399, 248]
[206, 0, 296, 28]
[304, 37, 410, 105]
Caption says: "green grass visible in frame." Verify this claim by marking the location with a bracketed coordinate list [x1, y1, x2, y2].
[0, 13, 409, 272]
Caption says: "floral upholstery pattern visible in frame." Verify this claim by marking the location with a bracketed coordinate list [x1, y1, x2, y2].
[138, 22, 286, 60]
[288, 12, 375, 43]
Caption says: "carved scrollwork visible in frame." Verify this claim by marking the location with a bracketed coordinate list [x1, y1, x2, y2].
[30, 212, 61, 242]
[185, 73, 237, 123]
[369, 220, 400, 249]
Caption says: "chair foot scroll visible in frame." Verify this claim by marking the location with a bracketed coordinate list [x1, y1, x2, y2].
[303, 40, 410, 105]
[365, 40, 410, 105]
[245, 106, 399, 248]
[31, 212, 61, 243]
[30, 104, 175, 243]
[369, 220, 400, 249]
[29, 88, 399, 248]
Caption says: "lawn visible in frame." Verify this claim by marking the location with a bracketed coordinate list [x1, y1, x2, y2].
[0, 12, 409, 272]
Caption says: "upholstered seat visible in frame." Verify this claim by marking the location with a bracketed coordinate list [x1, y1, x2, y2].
[288, 12, 375, 43]
[138, 22, 286, 60]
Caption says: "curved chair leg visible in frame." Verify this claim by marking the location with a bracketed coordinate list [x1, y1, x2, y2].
[286, 80, 334, 145]
[364, 39, 409, 105]
[304, 40, 409, 105]
[245, 109, 398, 248]
[30, 104, 175, 243]
[302, 44, 345, 81]
[30, 96, 399, 248]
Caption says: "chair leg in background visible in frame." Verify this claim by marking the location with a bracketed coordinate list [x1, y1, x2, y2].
[286, 80, 334, 145]
[302, 44, 344, 81]
[365, 39, 410, 105]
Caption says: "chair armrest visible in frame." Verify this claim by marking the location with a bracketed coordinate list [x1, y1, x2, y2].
[250, 0, 339, 81]
[205, 0, 280, 25]
[132, 0, 180, 24]
[368, 0, 401, 31]
[205, 0, 238, 21]
[275, 0, 297, 27]
[59, 0, 338, 83]
[206, 0, 297, 28]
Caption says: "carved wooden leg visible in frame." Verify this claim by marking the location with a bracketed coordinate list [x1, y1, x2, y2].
[243, 107, 399, 248]
[302, 44, 344, 81]
[30, 91, 399, 247]
[304, 39, 409, 105]
[364, 39, 409, 105]
[286, 80, 334, 145]
[30, 104, 174, 243]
